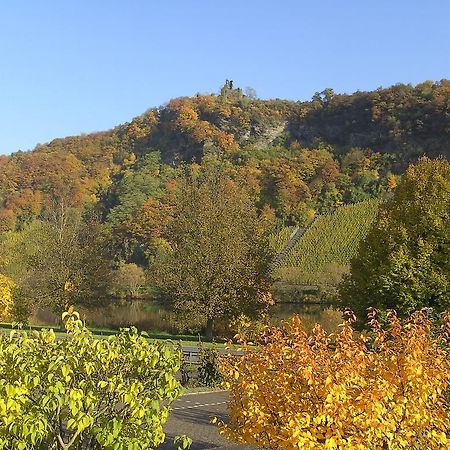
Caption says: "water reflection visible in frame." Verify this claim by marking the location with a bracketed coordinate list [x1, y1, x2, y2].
[271, 303, 342, 333]
[31, 299, 342, 335]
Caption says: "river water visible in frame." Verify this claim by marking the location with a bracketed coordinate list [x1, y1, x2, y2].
[31, 299, 342, 337]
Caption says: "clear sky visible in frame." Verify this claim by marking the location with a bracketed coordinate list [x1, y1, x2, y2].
[0, 0, 449, 155]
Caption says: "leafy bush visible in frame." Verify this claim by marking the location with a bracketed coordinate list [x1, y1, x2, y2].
[112, 263, 147, 298]
[220, 310, 450, 449]
[0, 308, 189, 449]
[0, 274, 15, 321]
[197, 344, 222, 388]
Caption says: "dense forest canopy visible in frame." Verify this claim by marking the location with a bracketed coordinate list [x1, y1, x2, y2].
[0, 80, 449, 263]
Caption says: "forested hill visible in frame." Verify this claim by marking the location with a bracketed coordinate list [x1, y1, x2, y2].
[0, 79, 449, 238]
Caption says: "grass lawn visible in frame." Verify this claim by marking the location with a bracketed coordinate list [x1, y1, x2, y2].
[0, 323, 226, 348]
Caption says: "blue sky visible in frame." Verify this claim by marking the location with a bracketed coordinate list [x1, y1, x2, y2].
[0, 0, 449, 155]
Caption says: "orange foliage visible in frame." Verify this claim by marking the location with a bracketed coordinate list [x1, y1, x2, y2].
[220, 310, 450, 449]
[5, 189, 43, 218]
[320, 159, 341, 183]
[192, 121, 215, 142]
[0, 208, 16, 233]
[127, 197, 173, 241]
[176, 105, 199, 130]
[195, 94, 217, 111]
[215, 131, 238, 152]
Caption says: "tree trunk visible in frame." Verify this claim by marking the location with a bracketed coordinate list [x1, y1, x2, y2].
[205, 317, 214, 340]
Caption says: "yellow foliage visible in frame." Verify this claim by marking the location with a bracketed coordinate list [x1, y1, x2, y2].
[387, 173, 398, 191]
[220, 310, 450, 449]
[64, 280, 74, 292]
[0, 274, 15, 321]
[176, 105, 199, 130]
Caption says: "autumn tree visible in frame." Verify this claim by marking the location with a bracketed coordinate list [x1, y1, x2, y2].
[105, 152, 176, 263]
[2, 202, 113, 317]
[152, 163, 274, 338]
[339, 157, 450, 323]
[113, 263, 147, 298]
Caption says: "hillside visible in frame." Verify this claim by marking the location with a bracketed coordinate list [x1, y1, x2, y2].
[0, 80, 448, 263]
[272, 199, 381, 287]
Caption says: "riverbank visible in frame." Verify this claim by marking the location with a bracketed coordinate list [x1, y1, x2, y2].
[1, 297, 344, 340]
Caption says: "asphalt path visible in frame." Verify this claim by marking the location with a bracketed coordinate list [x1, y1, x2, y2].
[158, 391, 254, 450]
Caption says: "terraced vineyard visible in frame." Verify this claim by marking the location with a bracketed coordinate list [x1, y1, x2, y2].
[271, 198, 381, 286]
[268, 225, 297, 254]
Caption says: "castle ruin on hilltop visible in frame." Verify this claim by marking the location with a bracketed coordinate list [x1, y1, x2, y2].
[220, 79, 244, 100]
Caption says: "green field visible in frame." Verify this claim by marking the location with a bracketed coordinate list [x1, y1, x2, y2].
[0, 323, 223, 347]
[271, 199, 381, 286]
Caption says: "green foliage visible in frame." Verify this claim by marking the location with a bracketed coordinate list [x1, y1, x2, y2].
[268, 225, 296, 254]
[272, 199, 380, 285]
[291, 80, 450, 159]
[340, 157, 450, 323]
[105, 152, 177, 262]
[106, 153, 169, 225]
[0, 309, 185, 449]
[1, 204, 112, 316]
[197, 344, 222, 388]
[152, 163, 274, 337]
[0, 80, 448, 308]
[173, 435, 193, 450]
[0, 221, 46, 283]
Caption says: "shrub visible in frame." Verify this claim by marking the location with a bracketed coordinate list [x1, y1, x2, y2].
[0, 308, 190, 449]
[0, 274, 15, 321]
[113, 263, 147, 298]
[197, 344, 222, 388]
[220, 310, 450, 449]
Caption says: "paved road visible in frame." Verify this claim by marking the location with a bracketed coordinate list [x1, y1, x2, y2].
[158, 391, 254, 450]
